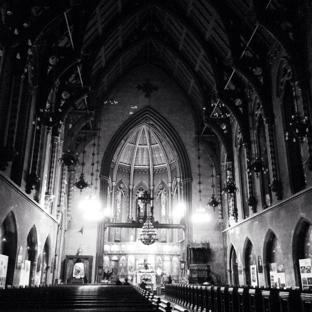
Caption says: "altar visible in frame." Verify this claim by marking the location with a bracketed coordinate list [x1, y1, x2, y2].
[137, 270, 156, 290]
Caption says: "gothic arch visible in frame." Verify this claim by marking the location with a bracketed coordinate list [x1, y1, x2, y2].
[293, 217, 312, 287]
[0, 211, 18, 287]
[243, 237, 255, 286]
[41, 235, 51, 285]
[26, 225, 38, 286]
[263, 229, 285, 288]
[228, 244, 239, 286]
[100, 106, 192, 202]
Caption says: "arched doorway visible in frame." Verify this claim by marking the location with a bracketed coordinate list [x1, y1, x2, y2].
[229, 245, 239, 286]
[26, 226, 38, 286]
[293, 218, 312, 288]
[264, 230, 285, 288]
[0, 212, 18, 287]
[244, 238, 256, 286]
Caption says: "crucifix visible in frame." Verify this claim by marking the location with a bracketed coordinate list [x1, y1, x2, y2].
[138, 190, 154, 223]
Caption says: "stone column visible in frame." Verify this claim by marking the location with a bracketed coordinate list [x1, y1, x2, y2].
[111, 181, 116, 221]
[168, 181, 172, 223]
[67, 167, 76, 224]
[266, 118, 283, 200]
[45, 135, 60, 213]
[128, 184, 133, 221]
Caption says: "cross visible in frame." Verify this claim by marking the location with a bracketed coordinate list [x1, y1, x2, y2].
[137, 78, 158, 98]
[138, 190, 153, 203]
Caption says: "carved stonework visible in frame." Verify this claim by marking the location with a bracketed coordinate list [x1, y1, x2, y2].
[44, 193, 55, 211]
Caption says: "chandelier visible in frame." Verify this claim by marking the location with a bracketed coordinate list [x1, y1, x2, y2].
[139, 216, 158, 245]
[75, 128, 89, 192]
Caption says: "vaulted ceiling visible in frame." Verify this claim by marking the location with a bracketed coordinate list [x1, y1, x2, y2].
[2, 0, 294, 145]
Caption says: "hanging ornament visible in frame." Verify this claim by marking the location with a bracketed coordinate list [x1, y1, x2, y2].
[222, 180, 238, 195]
[247, 157, 265, 178]
[75, 128, 89, 192]
[286, 112, 309, 143]
[59, 150, 79, 167]
[207, 164, 219, 211]
[75, 173, 88, 190]
[222, 164, 238, 196]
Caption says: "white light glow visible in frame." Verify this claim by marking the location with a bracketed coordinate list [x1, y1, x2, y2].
[79, 195, 101, 210]
[191, 208, 211, 223]
[78, 195, 106, 221]
[83, 210, 104, 221]
[174, 202, 185, 217]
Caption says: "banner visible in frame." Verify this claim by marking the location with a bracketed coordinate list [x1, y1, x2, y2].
[270, 263, 286, 288]
[250, 264, 258, 287]
[299, 258, 312, 290]
[19, 260, 31, 287]
[0, 254, 9, 289]
[269, 262, 277, 287]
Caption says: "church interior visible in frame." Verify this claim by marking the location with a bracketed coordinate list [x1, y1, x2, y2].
[1, 0, 312, 301]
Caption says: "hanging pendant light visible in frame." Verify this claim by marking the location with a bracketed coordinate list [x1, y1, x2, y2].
[286, 112, 309, 143]
[138, 191, 158, 245]
[139, 215, 158, 245]
[208, 164, 219, 211]
[247, 120, 266, 177]
[75, 128, 88, 192]
[222, 163, 238, 196]
[285, 83, 310, 143]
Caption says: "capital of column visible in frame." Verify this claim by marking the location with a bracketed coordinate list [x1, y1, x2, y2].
[52, 136, 60, 144]
[100, 175, 110, 181]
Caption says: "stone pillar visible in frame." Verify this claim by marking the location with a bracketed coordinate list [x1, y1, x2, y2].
[244, 142, 257, 214]
[111, 181, 116, 221]
[67, 167, 76, 224]
[95, 175, 110, 272]
[45, 135, 60, 212]
[128, 184, 133, 221]
[57, 164, 67, 221]
[266, 118, 283, 200]
[168, 181, 172, 223]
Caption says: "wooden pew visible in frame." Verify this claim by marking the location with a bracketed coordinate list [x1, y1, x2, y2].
[261, 289, 279, 312]
[300, 292, 312, 312]
[279, 288, 301, 312]
[228, 287, 239, 312]
[0, 285, 155, 311]
[173, 304, 190, 312]
[237, 287, 249, 312]
[248, 288, 262, 312]
[157, 298, 172, 312]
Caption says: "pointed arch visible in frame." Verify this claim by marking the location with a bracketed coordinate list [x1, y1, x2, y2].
[41, 235, 51, 285]
[293, 217, 312, 288]
[26, 225, 38, 286]
[101, 107, 191, 182]
[115, 179, 128, 223]
[100, 106, 192, 218]
[0, 211, 18, 287]
[263, 229, 284, 288]
[243, 237, 256, 286]
[228, 244, 239, 286]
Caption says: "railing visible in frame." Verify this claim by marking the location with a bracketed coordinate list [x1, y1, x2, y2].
[165, 284, 308, 312]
